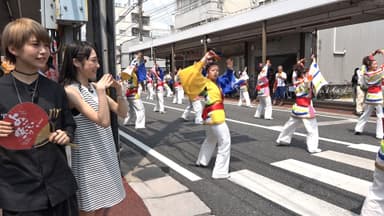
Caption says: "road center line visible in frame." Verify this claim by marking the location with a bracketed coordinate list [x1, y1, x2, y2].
[143, 101, 373, 149]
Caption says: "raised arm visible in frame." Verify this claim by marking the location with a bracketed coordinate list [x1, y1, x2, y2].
[65, 74, 113, 128]
[107, 79, 128, 118]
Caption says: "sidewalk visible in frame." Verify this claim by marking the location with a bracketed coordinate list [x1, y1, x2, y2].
[109, 143, 212, 216]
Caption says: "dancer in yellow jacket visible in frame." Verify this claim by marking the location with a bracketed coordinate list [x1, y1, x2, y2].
[179, 51, 231, 179]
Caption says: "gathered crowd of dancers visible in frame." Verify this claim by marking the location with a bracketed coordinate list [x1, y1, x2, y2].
[121, 48, 384, 215]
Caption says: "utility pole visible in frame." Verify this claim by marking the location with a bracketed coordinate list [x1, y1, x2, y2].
[138, 0, 143, 42]
[262, 21, 267, 63]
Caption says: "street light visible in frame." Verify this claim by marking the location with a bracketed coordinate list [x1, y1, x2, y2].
[200, 35, 211, 53]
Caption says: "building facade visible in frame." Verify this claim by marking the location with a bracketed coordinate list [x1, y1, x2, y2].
[119, 0, 384, 89]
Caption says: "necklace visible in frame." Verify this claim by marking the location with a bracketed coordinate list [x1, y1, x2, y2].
[13, 69, 39, 76]
[12, 74, 40, 103]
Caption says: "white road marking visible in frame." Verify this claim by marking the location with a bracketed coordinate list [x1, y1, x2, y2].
[142, 101, 375, 151]
[271, 159, 371, 196]
[230, 169, 358, 216]
[312, 150, 375, 171]
[317, 119, 357, 126]
[349, 144, 379, 153]
[224, 100, 373, 123]
[119, 129, 202, 182]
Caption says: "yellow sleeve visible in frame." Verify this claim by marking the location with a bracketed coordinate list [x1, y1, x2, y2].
[179, 61, 207, 99]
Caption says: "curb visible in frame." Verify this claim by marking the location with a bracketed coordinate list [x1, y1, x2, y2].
[121, 143, 212, 216]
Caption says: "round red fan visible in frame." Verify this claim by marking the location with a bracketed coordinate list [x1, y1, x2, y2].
[0, 102, 50, 150]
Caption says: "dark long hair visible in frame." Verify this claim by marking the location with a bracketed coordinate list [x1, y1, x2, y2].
[295, 65, 305, 79]
[59, 41, 96, 85]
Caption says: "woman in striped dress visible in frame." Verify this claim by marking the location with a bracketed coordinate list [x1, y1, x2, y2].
[354, 50, 384, 139]
[59, 41, 128, 215]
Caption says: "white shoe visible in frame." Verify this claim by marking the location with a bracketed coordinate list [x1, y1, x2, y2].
[194, 118, 203, 124]
[308, 148, 322, 154]
[212, 173, 230, 179]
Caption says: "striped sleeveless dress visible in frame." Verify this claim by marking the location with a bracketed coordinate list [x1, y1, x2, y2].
[70, 84, 125, 211]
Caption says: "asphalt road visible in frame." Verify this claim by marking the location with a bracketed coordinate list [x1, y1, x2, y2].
[119, 96, 378, 216]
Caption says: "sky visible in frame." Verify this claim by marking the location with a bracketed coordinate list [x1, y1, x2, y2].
[116, 0, 176, 32]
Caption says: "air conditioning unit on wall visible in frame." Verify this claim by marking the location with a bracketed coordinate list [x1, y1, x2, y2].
[55, 0, 88, 25]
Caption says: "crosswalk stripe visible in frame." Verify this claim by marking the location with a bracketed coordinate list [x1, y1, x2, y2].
[229, 169, 358, 216]
[271, 159, 371, 196]
[312, 150, 375, 171]
[348, 144, 379, 153]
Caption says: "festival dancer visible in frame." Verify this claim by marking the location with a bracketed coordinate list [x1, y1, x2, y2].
[173, 69, 184, 104]
[354, 49, 384, 139]
[130, 52, 147, 96]
[152, 63, 166, 114]
[361, 134, 384, 215]
[254, 62, 273, 120]
[164, 72, 174, 97]
[122, 66, 146, 129]
[237, 67, 252, 107]
[181, 96, 203, 124]
[179, 51, 231, 179]
[146, 70, 155, 100]
[276, 55, 322, 154]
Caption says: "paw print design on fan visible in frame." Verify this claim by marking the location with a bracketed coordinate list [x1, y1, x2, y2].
[8, 112, 44, 140]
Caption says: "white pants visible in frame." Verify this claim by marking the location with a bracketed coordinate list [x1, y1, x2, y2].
[196, 122, 231, 179]
[238, 89, 251, 106]
[276, 116, 320, 153]
[146, 83, 155, 100]
[355, 104, 383, 139]
[361, 167, 384, 216]
[173, 86, 184, 104]
[356, 86, 365, 113]
[181, 99, 203, 124]
[154, 89, 165, 112]
[124, 98, 145, 129]
[164, 84, 173, 97]
[254, 96, 272, 119]
[138, 84, 143, 97]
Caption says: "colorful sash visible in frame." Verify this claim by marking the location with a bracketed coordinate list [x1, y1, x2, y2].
[202, 103, 224, 120]
[364, 66, 384, 104]
[256, 75, 269, 97]
[125, 88, 138, 98]
[291, 78, 315, 118]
